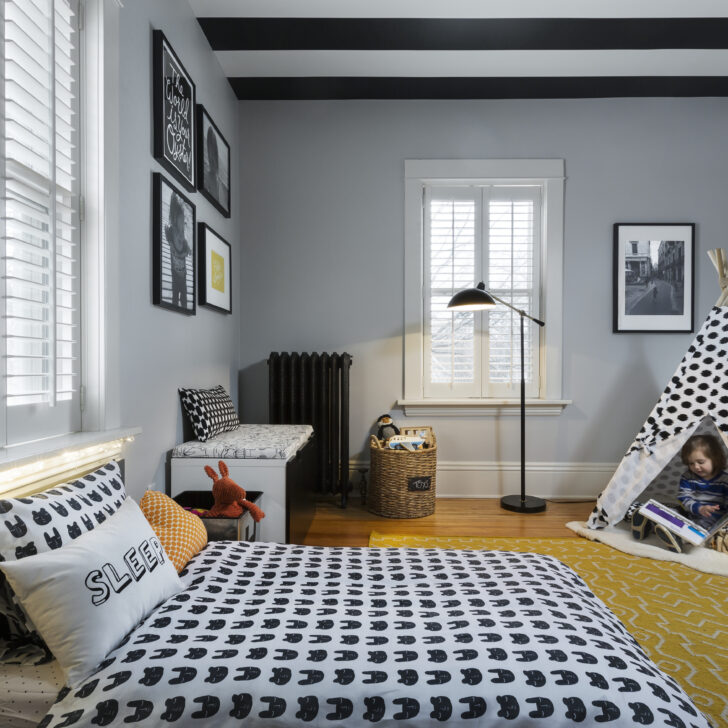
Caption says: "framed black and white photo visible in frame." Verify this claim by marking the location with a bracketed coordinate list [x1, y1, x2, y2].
[153, 29, 195, 191]
[198, 223, 231, 314]
[196, 105, 230, 217]
[613, 223, 695, 333]
[153, 173, 196, 315]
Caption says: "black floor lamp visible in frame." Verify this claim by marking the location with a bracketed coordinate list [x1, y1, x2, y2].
[447, 282, 546, 513]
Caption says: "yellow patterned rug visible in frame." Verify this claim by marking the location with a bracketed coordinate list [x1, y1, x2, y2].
[369, 532, 728, 728]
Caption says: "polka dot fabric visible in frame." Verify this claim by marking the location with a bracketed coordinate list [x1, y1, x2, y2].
[589, 307, 728, 528]
[139, 490, 207, 572]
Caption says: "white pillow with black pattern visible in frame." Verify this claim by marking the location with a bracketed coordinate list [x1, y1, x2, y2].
[0, 460, 126, 657]
[178, 384, 240, 441]
[0, 497, 183, 687]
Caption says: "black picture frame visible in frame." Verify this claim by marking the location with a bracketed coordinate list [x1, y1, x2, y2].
[198, 222, 232, 314]
[153, 29, 195, 191]
[196, 105, 231, 217]
[153, 173, 196, 315]
[613, 222, 695, 333]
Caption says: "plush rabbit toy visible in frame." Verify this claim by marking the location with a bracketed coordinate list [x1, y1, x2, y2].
[204, 460, 265, 521]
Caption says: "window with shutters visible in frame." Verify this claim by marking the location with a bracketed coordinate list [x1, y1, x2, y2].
[1, 0, 81, 445]
[402, 159, 567, 415]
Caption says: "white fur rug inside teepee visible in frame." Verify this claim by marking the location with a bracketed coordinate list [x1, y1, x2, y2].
[566, 520, 728, 576]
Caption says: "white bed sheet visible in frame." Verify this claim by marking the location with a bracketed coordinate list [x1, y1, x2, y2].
[0, 660, 64, 728]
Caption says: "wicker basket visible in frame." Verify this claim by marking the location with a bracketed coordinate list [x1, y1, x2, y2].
[368, 426, 437, 518]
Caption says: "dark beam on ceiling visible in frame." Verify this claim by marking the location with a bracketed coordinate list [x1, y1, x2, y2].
[199, 17, 728, 51]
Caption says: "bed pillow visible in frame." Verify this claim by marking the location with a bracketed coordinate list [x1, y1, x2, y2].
[0, 497, 183, 688]
[0, 460, 127, 654]
[139, 489, 207, 572]
[178, 384, 240, 441]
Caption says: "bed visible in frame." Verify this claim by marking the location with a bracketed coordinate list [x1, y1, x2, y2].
[0, 462, 711, 728]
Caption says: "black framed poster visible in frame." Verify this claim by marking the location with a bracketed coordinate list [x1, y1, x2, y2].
[153, 29, 195, 191]
[613, 222, 695, 333]
[153, 173, 196, 315]
[196, 105, 231, 218]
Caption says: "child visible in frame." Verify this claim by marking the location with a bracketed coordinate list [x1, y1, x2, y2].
[678, 434, 728, 526]
[632, 433, 728, 552]
[659, 434, 728, 552]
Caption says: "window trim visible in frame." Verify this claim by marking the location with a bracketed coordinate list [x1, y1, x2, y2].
[401, 158, 568, 414]
[80, 0, 121, 433]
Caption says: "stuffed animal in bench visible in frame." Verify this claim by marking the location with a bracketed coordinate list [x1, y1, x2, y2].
[204, 460, 265, 522]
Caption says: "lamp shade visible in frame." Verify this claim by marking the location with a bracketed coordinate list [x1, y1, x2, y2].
[446, 282, 496, 311]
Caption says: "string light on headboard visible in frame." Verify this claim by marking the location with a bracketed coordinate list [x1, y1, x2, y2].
[0, 434, 136, 498]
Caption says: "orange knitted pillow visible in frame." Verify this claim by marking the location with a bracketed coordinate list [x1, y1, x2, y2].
[139, 490, 207, 572]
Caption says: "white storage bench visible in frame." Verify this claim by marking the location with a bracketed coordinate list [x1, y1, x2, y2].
[170, 424, 315, 544]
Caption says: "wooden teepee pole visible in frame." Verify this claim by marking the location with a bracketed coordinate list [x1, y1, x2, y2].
[708, 248, 728, 306]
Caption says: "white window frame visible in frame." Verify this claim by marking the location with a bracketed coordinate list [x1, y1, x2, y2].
[401, 159, 569, 417]
[0, 0, 123, 465]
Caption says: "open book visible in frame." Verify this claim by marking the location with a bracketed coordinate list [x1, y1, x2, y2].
[638, 499, 728, 546]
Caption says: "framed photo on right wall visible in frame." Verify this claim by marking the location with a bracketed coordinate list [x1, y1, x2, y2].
[613, 222, 695, 333]
[198, 223, 232, 314]
[197, 105, 230, 217]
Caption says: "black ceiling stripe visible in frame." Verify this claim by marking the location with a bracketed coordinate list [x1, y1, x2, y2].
[229, 76, 728, 100]
[199, 17, 728, 51]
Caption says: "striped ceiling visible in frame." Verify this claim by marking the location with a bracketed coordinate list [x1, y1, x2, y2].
[189, 0, 728, 100]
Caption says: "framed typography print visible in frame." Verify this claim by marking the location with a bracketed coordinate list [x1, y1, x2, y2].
[198, 223, 231, 314]
[153, 29, 195, 191]
[196, 105, 231, 217]
[613, 223, 694, 333]
[153, 173, 196, 315]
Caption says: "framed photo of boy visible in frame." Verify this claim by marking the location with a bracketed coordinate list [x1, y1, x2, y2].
[196, 105, 230, 217]
[613, 222, 695, 333]
[153, 173, 196, 315]
[153, 29, 196, 191]
[198, 223, 232, 314]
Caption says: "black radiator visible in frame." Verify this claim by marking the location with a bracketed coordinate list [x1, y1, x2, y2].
[268, 352, 352, 507]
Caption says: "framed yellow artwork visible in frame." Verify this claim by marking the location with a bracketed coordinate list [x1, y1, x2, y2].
[198, 223, 231, 314]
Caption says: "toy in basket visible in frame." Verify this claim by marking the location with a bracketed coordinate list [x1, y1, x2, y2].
[368, 426, 437, 518]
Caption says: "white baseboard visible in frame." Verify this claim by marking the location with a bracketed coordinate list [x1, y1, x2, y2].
[350, 459, 617, 500]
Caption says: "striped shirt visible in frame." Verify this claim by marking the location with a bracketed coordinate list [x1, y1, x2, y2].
[678, 469, 728, 522]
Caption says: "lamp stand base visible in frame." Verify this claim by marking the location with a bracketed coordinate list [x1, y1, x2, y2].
[500, 494, 547, 513]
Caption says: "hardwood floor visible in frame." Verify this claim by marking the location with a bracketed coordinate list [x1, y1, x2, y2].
[302, 496, 595, 546]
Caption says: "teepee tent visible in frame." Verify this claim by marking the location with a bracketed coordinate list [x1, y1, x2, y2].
[588, 250, 728, 529]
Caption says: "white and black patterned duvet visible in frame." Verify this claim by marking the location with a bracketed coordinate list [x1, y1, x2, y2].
[39, 542, 708, 727]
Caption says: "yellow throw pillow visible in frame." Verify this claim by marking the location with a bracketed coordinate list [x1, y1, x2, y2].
[139, 490, 207, 572]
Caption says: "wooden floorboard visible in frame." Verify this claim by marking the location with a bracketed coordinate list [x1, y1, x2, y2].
[302, 496, 595, 547]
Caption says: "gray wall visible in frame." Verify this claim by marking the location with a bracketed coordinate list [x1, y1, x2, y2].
[117, 1, 240, 497]
[237, 98, 728, 496]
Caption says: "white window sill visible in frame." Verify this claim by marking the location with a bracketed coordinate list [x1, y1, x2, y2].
[0, 427, 141, 497]
[396, 399, 571, 416]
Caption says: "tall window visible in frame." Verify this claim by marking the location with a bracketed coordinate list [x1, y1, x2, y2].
[424, 185, 541, 398]
[1, 0, 81, 445]
[403, 159, 565, 411]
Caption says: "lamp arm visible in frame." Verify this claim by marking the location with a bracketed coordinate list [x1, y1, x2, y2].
[487, 292, 545, 327]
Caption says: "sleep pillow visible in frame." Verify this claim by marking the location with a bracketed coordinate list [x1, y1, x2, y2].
[139, 489, 207, 572]
[178, 384, 240, 441]
[0, 460, 127, 657]
[0, 497, 183, 687]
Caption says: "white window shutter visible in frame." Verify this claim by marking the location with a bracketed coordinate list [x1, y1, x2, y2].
[424, 188, 481, 398]
[2, 0, 81, 443]
[423, 185, 541, 399]
[486, 187, 541, 398]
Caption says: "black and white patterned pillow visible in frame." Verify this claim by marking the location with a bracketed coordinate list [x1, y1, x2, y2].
[0, 460, 126, 659]
[178, 385, 240, 441]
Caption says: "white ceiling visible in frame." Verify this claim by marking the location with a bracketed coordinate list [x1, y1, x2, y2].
[187, 1, 728, 98]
